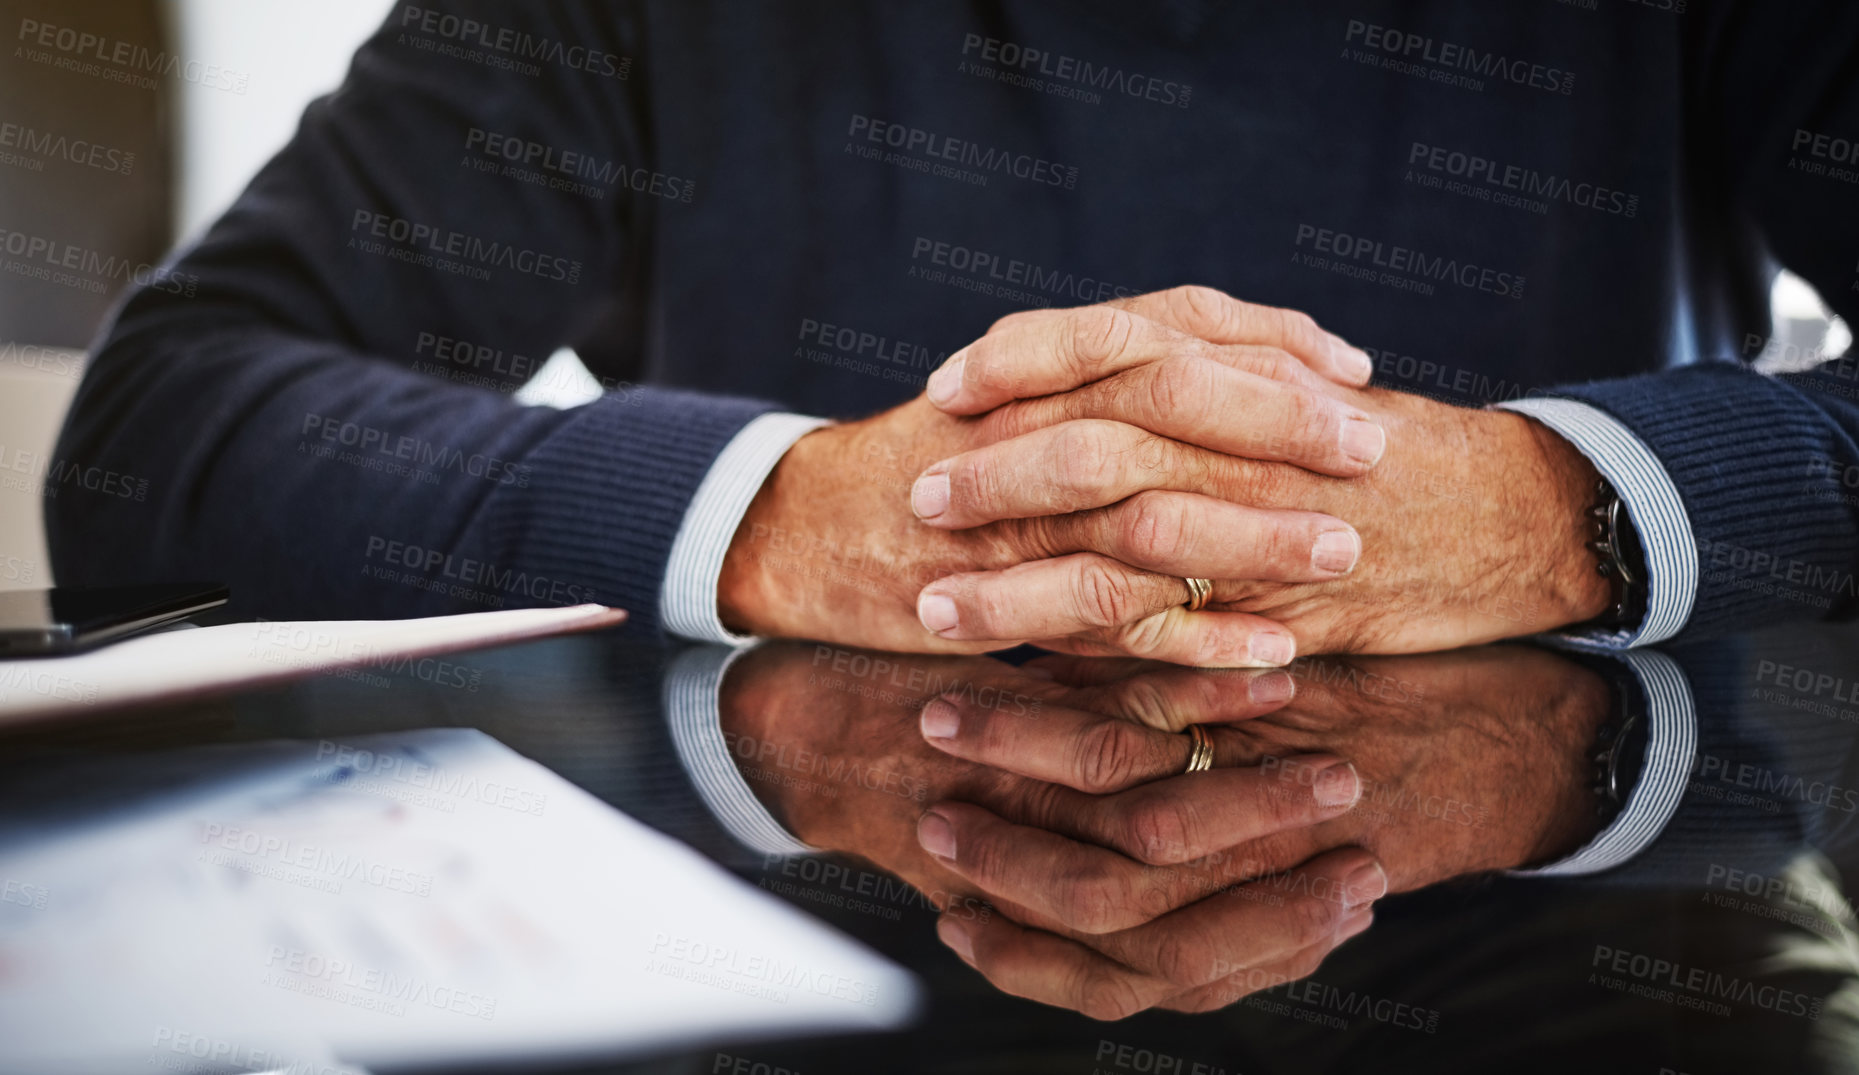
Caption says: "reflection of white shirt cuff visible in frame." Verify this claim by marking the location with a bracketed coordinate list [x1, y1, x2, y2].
[664, 643, 817, 857]
[1497, 398, 1697, 646]
[1520, 648, 1697, 876]
[660, 413, 830, 644]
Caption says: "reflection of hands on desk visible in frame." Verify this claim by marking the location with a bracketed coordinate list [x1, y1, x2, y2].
[718, 642, 1387, 1019]
[898, 647, 1613, 1018]
[919, 645, 1613, 900]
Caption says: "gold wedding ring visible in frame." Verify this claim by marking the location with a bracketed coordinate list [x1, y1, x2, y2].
[1182, 576, 1214, 612]
[1182, 724, 1214, 774]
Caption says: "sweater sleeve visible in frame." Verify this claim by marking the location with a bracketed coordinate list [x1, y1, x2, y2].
[1539, 365, 1859, 639]
[46, 0, 774, 631]
[1514, 0, 1859, 640]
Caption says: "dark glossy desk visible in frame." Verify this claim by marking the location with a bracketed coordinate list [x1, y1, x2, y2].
[3, 623, 1858, 1075]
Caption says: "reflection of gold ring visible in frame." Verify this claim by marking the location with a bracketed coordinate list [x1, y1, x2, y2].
[1182, 576, 1214, 612]
[1182, 724, 1214, 774]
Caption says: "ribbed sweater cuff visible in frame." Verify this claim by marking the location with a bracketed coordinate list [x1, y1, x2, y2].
[1542, 364, 1859, 639]
[481, 388, 777, 634]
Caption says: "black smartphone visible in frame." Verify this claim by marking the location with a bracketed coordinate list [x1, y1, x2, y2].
[0, 583, 230, 656]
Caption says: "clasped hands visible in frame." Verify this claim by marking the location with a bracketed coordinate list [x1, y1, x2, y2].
[720, 286, 1613, 665]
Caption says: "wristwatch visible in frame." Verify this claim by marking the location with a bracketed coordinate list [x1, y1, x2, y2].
[1557, 650, 1651, 828]
[1588, 477, 1648, 629]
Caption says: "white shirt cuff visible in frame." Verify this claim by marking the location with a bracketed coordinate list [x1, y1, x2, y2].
[663, 643, 819, 857]
[1518, 647, 1697, 876]
[660, 412, 831, 644]
[1496, 397, 1697, 646]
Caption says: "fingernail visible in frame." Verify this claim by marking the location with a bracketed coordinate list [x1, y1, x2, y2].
[937, 916, 977, 964]
[1249, 633, 1295, 667]
[912, 472, 950, 519]
[1330, 338, 1374, 385]
[926, 350, 967, 406]
[1312, 761, 1361, 809]
[1248, 670, 1295, 705]
[918, 810, 958, 862]
[920, 698, 961, 739]
[1340, 417, 1385, 467]
[1311, 529, 1361, 574]
[918, 592, 960, 633]
[1344, 860, 1388, 909]
[1337, 908, 1374, 942]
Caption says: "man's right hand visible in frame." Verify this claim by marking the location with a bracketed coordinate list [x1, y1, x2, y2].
[718, 287, 1384, 666]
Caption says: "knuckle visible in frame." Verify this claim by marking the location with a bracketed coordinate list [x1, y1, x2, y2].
[1066, 306, 1137, 372]
[964, 345, 1016, 400]
[1153, 929, 1214, 986]
[1071, 557, 1142, 628]
[1110, 613, 1179, 659]
[1261, 765, 1315, 822]
[1253, 347, 1298, 385]
[968, 580, 1019, 636]
[1286, 891, 1344, 948]
[1076, 969, 1147, 1022]
[970, 705, 1019, 759]
[1076, 363, 1141, 423]
[1118, 490, 1192, 564]
[1015, 779, 1070, 829]
[975, 400, 1034, 443]
[1052, 423, 1116, 500]
[1128, 429, 1176, 478]
[959, 823, 1013, 888]
[985, 393, 1101, 446]
[1064, 863, 1139, 934]
[1102, 678, 1177, 731]
[1249, 513, 1311, 577]
[955, 452, 1008, 515]
[1124, 797, 1198, 865]
[1172, 284, 1236, 335]
[1072, 719, 1144, 793]
[1005, 512, 1072, 561]
[1273, 307, 1326, 357]
[1274, 390, 1336, 459]
[1141, 357, 1195, 420]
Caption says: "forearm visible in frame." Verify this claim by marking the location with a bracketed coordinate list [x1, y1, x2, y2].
[47, 1, 750, 624]
[1484, 405, 1614, 632]
[52, 312, 776, 626]
[50, 315, 561, 616]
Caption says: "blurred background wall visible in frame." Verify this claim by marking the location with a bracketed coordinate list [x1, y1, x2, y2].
[0, 0, 385, 587]
[0, 0, 1849, 591]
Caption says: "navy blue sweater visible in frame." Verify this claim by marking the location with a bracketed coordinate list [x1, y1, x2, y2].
[48, 0, 1859, 637]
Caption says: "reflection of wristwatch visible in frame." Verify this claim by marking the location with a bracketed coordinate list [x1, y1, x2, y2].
[1588, 477, 1648, 629]
[1559, 652, 1650, 827]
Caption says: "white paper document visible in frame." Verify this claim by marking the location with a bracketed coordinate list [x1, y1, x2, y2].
[0, 728, 920, 1073]
[0, 603, 628, 723]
